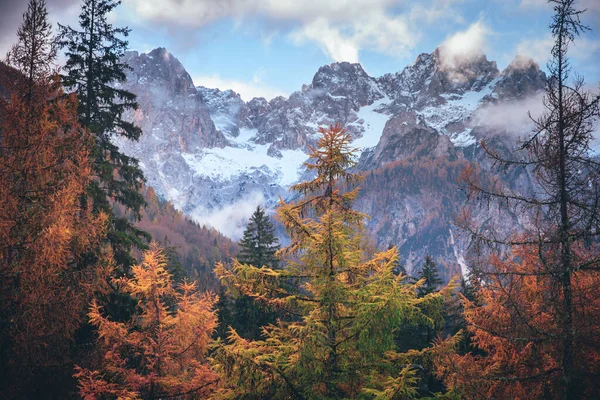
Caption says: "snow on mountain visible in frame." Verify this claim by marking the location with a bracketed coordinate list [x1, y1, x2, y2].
[115, 47, 546, 274]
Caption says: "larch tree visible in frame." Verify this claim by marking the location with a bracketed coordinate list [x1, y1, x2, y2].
[5, 0, 57, 100]
[436, 0, 600, 398]
[58, 0, 148, 269]
[0, 8, 112, 393]
[74, 243, 219, 399]
[214, 124, 454, 399]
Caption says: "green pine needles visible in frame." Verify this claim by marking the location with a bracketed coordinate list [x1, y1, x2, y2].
[58, 0, 148, 268]
[214, 124, 455, 399]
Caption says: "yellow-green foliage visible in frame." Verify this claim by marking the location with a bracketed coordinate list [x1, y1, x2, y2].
[214, 124, 454, 399]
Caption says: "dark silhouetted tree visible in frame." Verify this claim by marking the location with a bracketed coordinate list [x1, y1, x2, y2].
[58, 0, 148, 269]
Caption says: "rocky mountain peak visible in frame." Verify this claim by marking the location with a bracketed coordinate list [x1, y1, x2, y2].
[123, 47, 195, 97]
[493, 55, 546, 100]
[310, 61, 383, 108]
[429, 48, 499, 94]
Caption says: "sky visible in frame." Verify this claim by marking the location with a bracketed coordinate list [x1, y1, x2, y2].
[1, 0, 599, 101]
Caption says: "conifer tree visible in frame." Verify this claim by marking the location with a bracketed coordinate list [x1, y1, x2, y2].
[417, 254, 442, 297]
[58, 0, 148, 269]
[437, 0, 600, 397]
[5, 0, 56, 98]
[238, 205, 280, 268]
[219, 206, 280, 340]
[214, 124, 453, 399]
[74, 243, 219, 399]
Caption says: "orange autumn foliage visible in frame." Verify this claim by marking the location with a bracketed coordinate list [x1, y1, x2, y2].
[0, 73, 112, 394]
[75, 243, 219, 399]
[435, 242, 600, 399]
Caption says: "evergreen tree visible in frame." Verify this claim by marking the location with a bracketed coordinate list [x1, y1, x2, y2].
[218, 206, 280, 340]
[417, 254, 442, 297]
[5, 0, 56, 98]
[238, 205, 280, 268]
[58, 0, 148, 269]
[214, 124, 454, 399]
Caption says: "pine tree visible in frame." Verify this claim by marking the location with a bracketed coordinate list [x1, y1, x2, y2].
[5, 0, 56, 99]
[437, 1, 600, 397]
[214, 124, 454, 399]
[417, 254, 442, 297]
[219, 206, 280, 340]
[58, 0, 148, 269]
[74, 243, 219, 399]
[238, 205, 280, 268]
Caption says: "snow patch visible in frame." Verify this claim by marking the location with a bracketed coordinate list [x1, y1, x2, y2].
[349, 96, 392, 150]
[418, 78, 499, 147]
[182, 135, 308, 186]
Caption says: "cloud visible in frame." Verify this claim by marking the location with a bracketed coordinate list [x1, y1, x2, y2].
[192, 191, 266, 239]
[515, 34, 600, 68]
[290, 18, 360, 63]
[473, 94, 545, 135]
[193, 73, 287, 101]
[438, 19, 490, 69]
[515, 35, 553, 66]
[126, 0, 464, 62]
[520, 0, 600, 12]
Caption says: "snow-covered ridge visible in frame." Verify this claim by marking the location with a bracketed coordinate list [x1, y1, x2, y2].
[115, 48, 545, 251]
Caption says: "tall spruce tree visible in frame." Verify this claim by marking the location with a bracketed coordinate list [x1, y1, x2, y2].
[417, 254, 442, 297]
[238, 205, 280, 268]
[218, 206, 280, 340]
[58, 0, 148, 269]
[214, 124, 454, 399]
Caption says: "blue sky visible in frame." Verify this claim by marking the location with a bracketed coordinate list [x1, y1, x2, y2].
[2, 0, 599, 101]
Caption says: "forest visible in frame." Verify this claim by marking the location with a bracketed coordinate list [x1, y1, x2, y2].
[0, 0, 599, 399]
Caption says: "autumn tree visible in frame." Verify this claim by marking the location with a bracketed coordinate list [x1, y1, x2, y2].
[437, 0, 600, 398]
[0, 30, 111, 398]
[58, 0, 148, 269]
[75, 243, 219, 399]
[214, 124, 453, 399]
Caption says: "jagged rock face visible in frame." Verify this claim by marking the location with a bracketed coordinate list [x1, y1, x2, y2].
[360, 111, 458, 169]
[492, 56, 547, 100]
[113, 47, 547, 275]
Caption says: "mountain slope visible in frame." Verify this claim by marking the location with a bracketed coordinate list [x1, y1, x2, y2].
[114, 47, 546, 274]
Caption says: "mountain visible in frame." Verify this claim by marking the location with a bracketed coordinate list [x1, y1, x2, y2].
[113, 47, 546, 275]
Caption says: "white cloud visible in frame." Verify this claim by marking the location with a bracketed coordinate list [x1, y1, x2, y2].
[520, 0, 600, 11]
[516, 35, 553, 66]
[192, 191, 266, 239]
[290, 18, 360, 63]
[193, 73, 286, 101]
[515, 34, 600, 67]
[439, 19, 490, 69]
[127, 0, 464, 62]
[473, 94, 545, 134]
